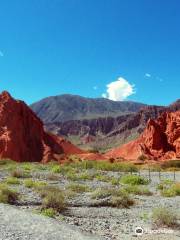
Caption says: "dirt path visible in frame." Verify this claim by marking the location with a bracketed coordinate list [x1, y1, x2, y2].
[0, 204, 103, 240]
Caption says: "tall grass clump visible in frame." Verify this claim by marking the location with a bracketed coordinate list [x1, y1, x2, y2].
[70, 161, 138, 172]
[37, 186, 66, 212]
[152, 207, 178, 227]
[0, 184, 19, 204]
[157, 180, 180, 197]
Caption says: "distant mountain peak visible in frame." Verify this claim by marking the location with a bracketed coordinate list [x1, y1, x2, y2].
[31, 94, 147, 123]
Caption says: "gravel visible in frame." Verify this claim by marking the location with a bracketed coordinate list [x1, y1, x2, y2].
[0, 169, 179, 240]
[0, 204, 103, 240]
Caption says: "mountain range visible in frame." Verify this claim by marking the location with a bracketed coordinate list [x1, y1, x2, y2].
[31, 95, 180, 152]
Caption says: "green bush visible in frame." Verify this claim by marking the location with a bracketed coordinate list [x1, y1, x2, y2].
[0, 184, 19, 204]
[24, 179, 47, 189]
[69, 161, 138, 172]
[124, 185, 152, 196]
[111, 177, 120, 185]
[51, 165, 61, 173]
[42, 191, 65, 212]
[158, 180, 180, 197]
[41, 208, 56, 218]
[5, 177, 20, 185]
[91, 188, 134, 208]
[157, 179, 173, 190]
[121, 175, 149, 185]
[20, 163, 34, 171]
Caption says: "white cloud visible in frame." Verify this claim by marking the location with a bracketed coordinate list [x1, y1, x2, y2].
[145, 73, 151, 78]
[102, 77, 135, 101]
[0, 51, 4, 57]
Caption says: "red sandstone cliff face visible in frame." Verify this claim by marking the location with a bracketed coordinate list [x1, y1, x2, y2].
[106, 111, 180, 161]
[0, 91, 83, 162]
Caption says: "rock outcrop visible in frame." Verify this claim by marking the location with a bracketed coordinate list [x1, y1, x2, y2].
[106, 111, 180, 161]
[0, 91, 83, 162]
[44, 100, 180, 151]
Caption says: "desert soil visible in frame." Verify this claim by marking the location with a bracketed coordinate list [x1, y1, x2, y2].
[0, 167, 179, 240]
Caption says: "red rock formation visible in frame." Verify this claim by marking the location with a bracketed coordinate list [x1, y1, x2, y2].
[0, 91, 83, 162]
[106, 111, 180, 161]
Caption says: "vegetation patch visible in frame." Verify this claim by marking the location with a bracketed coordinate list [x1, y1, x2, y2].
[120, 175, 149, 185]
[124, 185, 152, 195]
[41, 208, 56, 218]
[152, 207, 178, 227]
[157, 180, 180, 197]
[0, 184, 19, 204]
[5, 177, 20, 185]
[91, 187, 134, 208]
[11, 169, 31, 178]
[67, 183, 92, 193]
[24, 179, 47, 189]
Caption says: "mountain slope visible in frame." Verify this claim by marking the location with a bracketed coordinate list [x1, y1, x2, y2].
[0, 91, 83, 162]
[31, 94, 146, 123]
[106, 111, 180, 160]
[45, 100, 180, 151]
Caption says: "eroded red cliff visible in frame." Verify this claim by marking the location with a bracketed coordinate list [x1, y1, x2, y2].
[106, 111, 180, 161]
[0, 91, 83, 162]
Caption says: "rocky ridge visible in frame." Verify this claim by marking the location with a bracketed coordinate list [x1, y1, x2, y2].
[0, 91, 83, 162]
[106, 111, 180, 160]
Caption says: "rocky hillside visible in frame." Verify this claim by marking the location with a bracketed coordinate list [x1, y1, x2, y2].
[31, 94, 146, 122]
[0, 91, 83, 162]
[31, 95, 180, 152]
[44, 101, 179, 151]
[106, 110, 180, 161]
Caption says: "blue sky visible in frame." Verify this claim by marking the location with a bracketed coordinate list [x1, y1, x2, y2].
[0, 0, 179, 105]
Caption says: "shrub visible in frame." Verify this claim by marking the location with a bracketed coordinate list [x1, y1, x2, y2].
[158, 181, 180, 197]
[152, 207, 177, 227]
[67, 183, 91, 193]
[0, 184, 19, 204]
[41, 208, 56, 218]
[110, 193, 134, 208]
[70, 161, 138, 172]
[172, 183, 180, 195]
[91, 188, 115, 199]
[51, 165, 61, 173]
[124, 185, 152, 196]
[161, 160, 180, 169]
[95, 161, 138, 172]
[78, 172, 94, 181]
[42, 191, 65, 212]
[24, 179, 47, 189]
[111, 177, 120, 185]
[46, 173, 59, 181]
[91, 188, 134, 208]
[157, 179, 173, 190]
[66, 171, 79, 181]
[95, 174, 111, 182]
[161, 188, 176, 197]
[5, 177, 20, 185]
[20, 163, 34, 171]
[11, 169, 31, 178]
[121, 175, 149, 185]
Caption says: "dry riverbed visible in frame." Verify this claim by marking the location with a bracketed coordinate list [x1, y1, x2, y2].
[0, 160, 179, 240]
